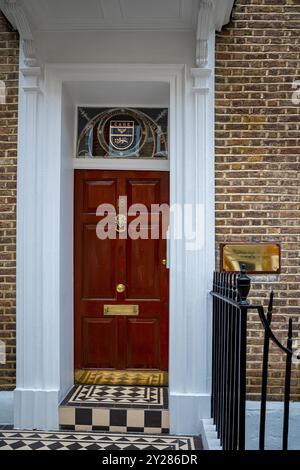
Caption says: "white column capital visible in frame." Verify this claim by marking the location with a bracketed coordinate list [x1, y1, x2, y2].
[20, 67, 42, 93]
[191, 67, 212, 94]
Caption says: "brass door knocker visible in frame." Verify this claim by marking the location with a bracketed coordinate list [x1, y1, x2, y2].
[115, 214, 127, 233]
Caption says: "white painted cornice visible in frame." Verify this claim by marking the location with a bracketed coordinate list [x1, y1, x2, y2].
[196, 0, 234, 67]
[0, 0, 234, 70]
[0, 0, 37, 67]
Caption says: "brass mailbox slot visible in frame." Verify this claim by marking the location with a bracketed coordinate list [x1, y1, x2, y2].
[104, 305, 139, 316]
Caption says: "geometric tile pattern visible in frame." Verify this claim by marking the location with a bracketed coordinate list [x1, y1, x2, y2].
[75, 369, 168, 386]
[59, 385, 169, 434]
[59, 406, 169, 434]
[62, 385, 167, 408]
[0, 431, 202, 451]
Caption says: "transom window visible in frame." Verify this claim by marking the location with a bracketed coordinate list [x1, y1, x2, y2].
[77, 107, 168, 159]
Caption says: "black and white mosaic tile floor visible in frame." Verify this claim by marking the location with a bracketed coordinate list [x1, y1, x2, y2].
[59, 385, 169, 433]
[62, 385, 168, 408]
[0, 431, 202, 451]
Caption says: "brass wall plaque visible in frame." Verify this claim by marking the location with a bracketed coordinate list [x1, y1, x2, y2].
[221, 243, 281, 274]
[104, 304, 139, 316]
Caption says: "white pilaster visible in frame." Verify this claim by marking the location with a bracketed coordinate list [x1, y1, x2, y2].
[14, 64, 60, 430]
[169, 35, 215, 435]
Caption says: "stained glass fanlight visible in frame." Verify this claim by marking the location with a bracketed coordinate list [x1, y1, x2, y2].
[77, 107, 168, 159]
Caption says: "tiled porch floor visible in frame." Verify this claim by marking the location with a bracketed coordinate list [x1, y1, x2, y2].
[59, 385, 169, 434]
[0, 431, 202, 450]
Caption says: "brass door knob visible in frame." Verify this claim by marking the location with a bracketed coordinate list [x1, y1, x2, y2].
[116, 283, 126, 293]
[162, 259, 167, 266]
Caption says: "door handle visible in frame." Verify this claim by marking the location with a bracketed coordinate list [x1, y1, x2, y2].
[116, 283, 126, 293]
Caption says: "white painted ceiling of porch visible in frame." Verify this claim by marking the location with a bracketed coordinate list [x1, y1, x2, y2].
[65, 81, 170, 107]
[21, 0, 200, 33]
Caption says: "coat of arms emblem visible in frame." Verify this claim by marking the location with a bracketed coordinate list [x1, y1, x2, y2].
[109, 120, 135, 151]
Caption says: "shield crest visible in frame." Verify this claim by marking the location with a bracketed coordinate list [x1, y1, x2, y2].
[109, 120, 135, 151]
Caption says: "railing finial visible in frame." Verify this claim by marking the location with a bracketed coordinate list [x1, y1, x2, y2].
[237, 264, 251, 305]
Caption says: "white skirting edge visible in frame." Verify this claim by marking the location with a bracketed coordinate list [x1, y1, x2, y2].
[168, 392, 211, 436]
[14, 388, 60, 431]
[199, 419, 222, 450]
[0, 391, 14, 425]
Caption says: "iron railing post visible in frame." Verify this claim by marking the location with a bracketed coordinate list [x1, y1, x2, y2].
[210, 266, 296, 452]
[259, 292, 273, 450]
[236, 265, 251, 451]
[282, 319, 293, 451]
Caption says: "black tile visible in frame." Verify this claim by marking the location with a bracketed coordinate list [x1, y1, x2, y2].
[86, 443, 102, 450]
[92, 426, 109, 432]
[127, 427, 145, 433]
[10, 441, 26, 450]
[193, 435, 203, 450]
[110, 409, 127, 426]
[29, 441, 45, 450]
[162, 428, 169, 434]
[106, 444, 123, 450]
[67, 442, 82, 451]
[146, 405, 164, 410]
[48, 442, 65, 450]
[75, 408, 92, 425]
[60, 425, 75, 431]
[144, 410, 162, 428]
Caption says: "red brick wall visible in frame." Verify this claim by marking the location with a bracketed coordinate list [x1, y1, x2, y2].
[0, 12, 19, 391]
[215, 0, 300, 400]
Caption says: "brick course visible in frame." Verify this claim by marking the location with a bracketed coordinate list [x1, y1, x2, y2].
[0, 12, 18, 391]
[215, 0, 300, 400]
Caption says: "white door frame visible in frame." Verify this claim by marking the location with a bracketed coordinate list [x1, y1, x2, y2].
[14, 54, 215, 434]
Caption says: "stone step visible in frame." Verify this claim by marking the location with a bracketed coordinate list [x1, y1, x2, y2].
[59, 384, 169, 434]
[0, 430, 202, 451]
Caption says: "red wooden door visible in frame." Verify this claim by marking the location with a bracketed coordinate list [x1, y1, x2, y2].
[74, 170, 169, 371]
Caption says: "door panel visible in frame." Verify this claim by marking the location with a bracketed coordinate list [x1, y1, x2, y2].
[126, 235, 160, 299]
[75, 170, 169, 371]
[127, 179, 160, 209]
[82, 224, 116, 299]
[126, 319, 160, 369]
[83, 318, 118, 368]
[83, 179, 118, 212]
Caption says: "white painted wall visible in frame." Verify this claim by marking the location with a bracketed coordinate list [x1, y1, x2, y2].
[0, 392, 13, 425]
[59, 85, 75, 401]
[35, 30, 195, 66]
[65, 81, 170, 108]
[246, 401, 300, 451]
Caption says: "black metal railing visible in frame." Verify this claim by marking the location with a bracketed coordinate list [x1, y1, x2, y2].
[211, 266, 298, 451]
